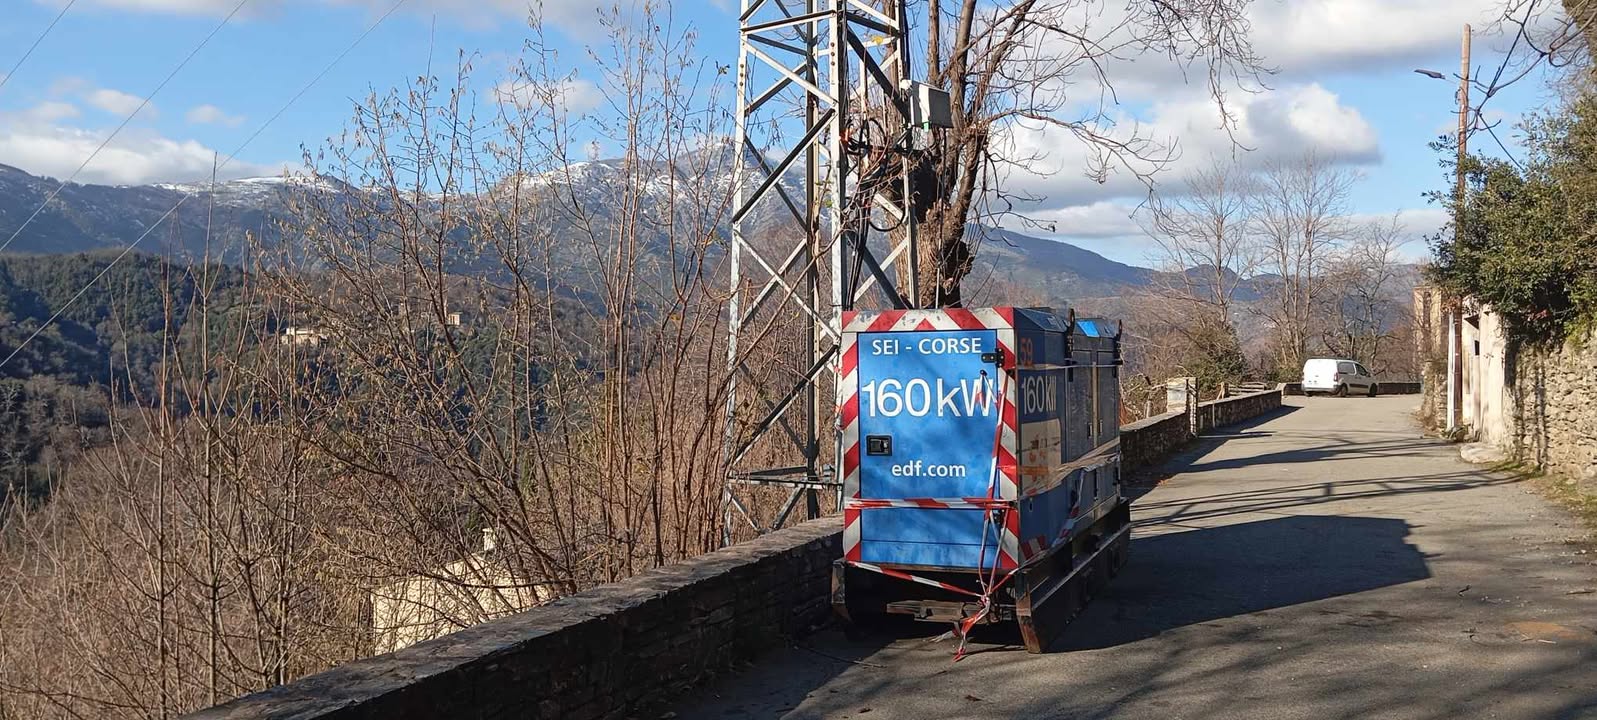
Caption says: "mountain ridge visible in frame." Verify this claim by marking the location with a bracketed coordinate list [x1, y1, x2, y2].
[0, 162, 1155, 302]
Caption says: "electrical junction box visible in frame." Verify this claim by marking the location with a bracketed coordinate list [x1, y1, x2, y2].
[903, 80, 953, 129]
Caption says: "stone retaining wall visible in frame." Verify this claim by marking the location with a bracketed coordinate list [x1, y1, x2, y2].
[187, 388, 1292, 720]
[1508, 334, 1597, 481]
[185, 520, 841, 720]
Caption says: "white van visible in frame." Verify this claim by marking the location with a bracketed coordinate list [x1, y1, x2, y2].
[1301, 358, 1377, 397]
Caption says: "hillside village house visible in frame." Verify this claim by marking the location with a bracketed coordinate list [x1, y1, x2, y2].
[369, 529, 555, 654]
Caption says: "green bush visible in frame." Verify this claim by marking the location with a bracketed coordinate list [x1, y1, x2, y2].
[1429, 96, 1597, 347]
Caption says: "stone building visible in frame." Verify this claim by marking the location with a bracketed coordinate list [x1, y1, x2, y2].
[1415, 288, 1597, 482]
[369, 529, 555, 654]
[278, 326, 326, 346]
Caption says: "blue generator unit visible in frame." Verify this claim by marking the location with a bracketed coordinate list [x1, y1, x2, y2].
[831, 307, 1129, 653]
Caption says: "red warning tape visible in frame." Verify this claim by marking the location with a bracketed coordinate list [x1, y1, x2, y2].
[847, 562, 982, 598]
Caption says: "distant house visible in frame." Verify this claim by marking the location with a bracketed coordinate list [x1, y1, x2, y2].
[278, 326, 325, 346]
[368, 529, 554, 654]
[395, 301, 466, 329]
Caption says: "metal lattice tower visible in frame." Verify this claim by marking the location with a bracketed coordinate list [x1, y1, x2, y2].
[721, 0, 929, 543]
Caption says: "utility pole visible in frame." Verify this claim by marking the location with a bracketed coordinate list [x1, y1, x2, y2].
[1449, 24, 1470, 433]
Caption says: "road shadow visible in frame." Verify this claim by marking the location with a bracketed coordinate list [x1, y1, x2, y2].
[1125, 404, 1456, 503]
[1054, 514, 1429, 651]
[648, 617, 945, 719]
[1124, 405, 1302, 500]
[1177, 432, 1441, 474]
[1132, 470, 1522, 528]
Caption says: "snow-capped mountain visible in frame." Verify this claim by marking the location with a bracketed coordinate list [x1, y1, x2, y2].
[0, 159, 1151, 302]
[0, 163, 294, 255]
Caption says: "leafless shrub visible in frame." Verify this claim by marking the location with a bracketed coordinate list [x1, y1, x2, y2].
[0, 7, 761, 717]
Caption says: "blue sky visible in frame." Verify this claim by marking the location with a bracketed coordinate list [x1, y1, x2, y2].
[0, 0, 1555, 265]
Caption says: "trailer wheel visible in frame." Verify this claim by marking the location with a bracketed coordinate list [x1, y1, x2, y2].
[1107, 532, 1130, 577]
[834, 563, 904, 639]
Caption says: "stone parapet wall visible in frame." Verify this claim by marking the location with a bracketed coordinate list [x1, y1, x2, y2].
[1195, 387, 1282, 432]
[186, 388, 1294, 720]
[1120, 410, 1191, 473]
[185, 519, 841, 720]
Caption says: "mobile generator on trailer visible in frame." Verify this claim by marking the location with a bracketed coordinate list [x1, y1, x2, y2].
[831, 307, 1128, 654]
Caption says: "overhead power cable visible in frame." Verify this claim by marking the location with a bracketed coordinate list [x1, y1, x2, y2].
[0, 0, 79, 96]
[0, 0, 411, 374]
[0, 0, 251, 255]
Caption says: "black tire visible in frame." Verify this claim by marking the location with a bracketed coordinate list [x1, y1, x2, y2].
[1368, 383, 1378, 397]
[1335, 384, 1349, 398]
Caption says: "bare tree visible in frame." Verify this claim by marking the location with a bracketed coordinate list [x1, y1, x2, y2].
[0, 8, 749, 717]
[1493, 0, 1593, 80]
[1321, 217, 1409, 374]
[898, 0, 1269, 306]
[1124, 158, 1261, 396]
[1250, 152, 1355, 375]
[1142, 158, 1259, 318]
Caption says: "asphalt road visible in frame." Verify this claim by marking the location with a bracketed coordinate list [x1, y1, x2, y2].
[666, 396, 1597, 720]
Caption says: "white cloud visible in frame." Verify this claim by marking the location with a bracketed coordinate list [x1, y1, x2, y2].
[1005, 200, 1158, 263]
[998, 82, 1380, 210]
[494, 77, 604, 114]
[84, 87, 152, 118]
[1350, 207, 1449, 262]
[1249, 84, 1381, 162]
[74, 0, 233, 11]
[185, 103, 246, 127]
[60, 0, 292, 15]
[0, 102, 280, 185]
[65, 0, 611, 32]
[22, 101, 82, 123]
[977, 0, 1510, 262]
[48, 75, 89, 96]
[559, 78, 604, 114]
[1019, 200, 1142, 239]
[1089, 0, 1508, 97]
[1249, 0, 1505, 76]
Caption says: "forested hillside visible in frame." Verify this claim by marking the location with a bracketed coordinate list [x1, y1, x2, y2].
[0, 251, 241, 503]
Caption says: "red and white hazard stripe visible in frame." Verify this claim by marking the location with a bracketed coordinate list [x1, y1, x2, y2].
[839, 328, 863, 562]
[845, 497, 1007, 510]
[842, 308, 1015, 333]
[999, 505, 1022, 568]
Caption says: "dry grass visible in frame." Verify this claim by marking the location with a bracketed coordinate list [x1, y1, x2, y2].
[1493, 461, 1597, 552]
[1534, 472, 1597, 551]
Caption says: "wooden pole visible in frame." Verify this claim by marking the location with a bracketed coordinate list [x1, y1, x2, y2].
[1450, 24, 1470, 432]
